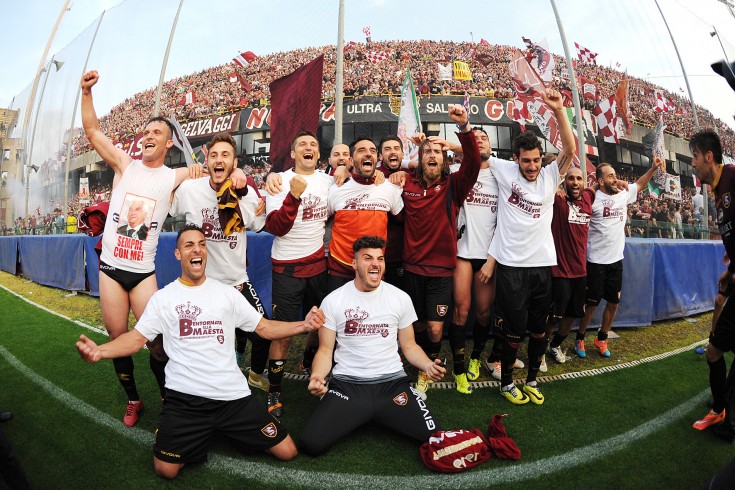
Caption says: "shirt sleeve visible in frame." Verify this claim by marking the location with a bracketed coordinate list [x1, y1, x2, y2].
[389, 184, 404, 215]
[396, 290, 418, 329]
[626, 184, 639, 205]
[321, 293, 339, 332]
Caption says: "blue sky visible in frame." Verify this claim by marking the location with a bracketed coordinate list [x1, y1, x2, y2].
[2, 0, 735, 125]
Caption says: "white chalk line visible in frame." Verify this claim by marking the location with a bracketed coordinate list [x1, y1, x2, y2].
[0, 343, 709, 489]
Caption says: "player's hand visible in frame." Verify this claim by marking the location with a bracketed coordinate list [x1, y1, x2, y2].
[616, 179, 629, 191]
[374, 171, 385, 185]
[265, 173, 283, 195]
[76, 334, 102, 363]
[254, 198, 265, 216]
[410, 133, 427, 145]
[556, 186, 567, 199]
[308, 375, 328, 397]
[290, 175, 307, 199]
[722, 252, 730, 266]
[428, 136, 459, 153]
[652, 155, 664, 171]
[303, 306, 325, 332]
[230, 168, 247, 189]
[389, 170, 407, 187]
[333, 165, 350, 186]
[478, 255, 497, 284]
[80, 70, 99, 94]
[425, 358, 446, 382]
[448, 104, 469, 130]
[541, 88, 563, 111]
[188, 163, 204, 180]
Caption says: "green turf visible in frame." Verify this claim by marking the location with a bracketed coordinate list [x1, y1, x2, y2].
[1, 287, 734, 489]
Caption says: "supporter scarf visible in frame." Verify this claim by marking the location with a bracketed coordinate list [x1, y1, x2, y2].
[215, 179, 248, 235]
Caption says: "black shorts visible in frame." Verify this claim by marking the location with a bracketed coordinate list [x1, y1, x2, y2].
[327, 273, 352, 295]
[585, 260, 623, 306]
[549, 276, 586, 323]
[299, 377, 439, 456]
[403, 271, 452, 322]
[494, 264, 552, 344]
[153, 390, 287, 464]
[271, 270, 327, 322]
[458, 257, 486, 273]
[234, 280, 270, 347]
[383, 262, 405, 291]
[99, 261, 155, 292]
[712, 290, 735, 353]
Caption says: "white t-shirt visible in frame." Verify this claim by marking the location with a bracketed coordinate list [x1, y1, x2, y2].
[266, 169, 332, 261]
[489, 159, 560, 267]
[451, 164, 498, 259]
[102, 160, 176, 273]
[135, 278, 263, 400]
[170, 177, 264, 285]
[587, 184, 638, 264]
[321, 281, 417, 379]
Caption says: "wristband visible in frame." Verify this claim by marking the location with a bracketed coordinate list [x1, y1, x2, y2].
[456, 120, 470, 131]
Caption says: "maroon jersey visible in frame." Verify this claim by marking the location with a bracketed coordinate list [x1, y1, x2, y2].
[551, 187, 595, 278]
[401, 131, 481, 277]
[377, 164, 405, 265]
[715, 165, 735, 269]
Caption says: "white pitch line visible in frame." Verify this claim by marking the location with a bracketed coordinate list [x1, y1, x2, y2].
[0, 284, 107, 336]
[0, 344, 709, 489]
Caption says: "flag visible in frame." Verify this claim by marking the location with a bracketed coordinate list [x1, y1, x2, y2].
[642, 118, 666, 161]
[463, 92, 470, 114]
[437, 63, 453, 81]
[367, 50, 389, 64]
[268, 55, 324, 173]
[522, 36, 555, 83]
[453, 60, 472, 80]
[178, 91, 196, 106]
[475, 53, 493, 67]
[592, 96, 619, 144]
[362, 26, 371, 44]
[615, 61, 621, 68]
[235, 72, 252, 92]
[397, 69, 422, 166]
[654, 90, 673, 112]
[233, 51, 258, 68]
[646, 181, 663, 199]
[580, 76, 597, 100]
[509, 50, 578, 164]
[574, 42, 598, 65]
[168, 115, 199, 168]
[344, 41, 357, 51]
[509, 89, 530, 131]
[614, 75, 632, 133]
[559, 84, 574, 108]
[479, 38, 490, 46]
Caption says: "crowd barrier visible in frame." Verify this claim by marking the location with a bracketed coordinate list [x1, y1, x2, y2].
[0, 234, 724, 328]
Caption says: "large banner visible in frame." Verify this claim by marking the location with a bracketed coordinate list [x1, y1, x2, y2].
[79, 177, 90, 206]
[114, 113, 240, 157]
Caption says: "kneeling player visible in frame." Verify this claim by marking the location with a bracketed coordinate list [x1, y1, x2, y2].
[300, 236, 445, 456]
[76, 225, 324, 478]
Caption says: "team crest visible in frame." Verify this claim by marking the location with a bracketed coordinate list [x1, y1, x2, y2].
[261, 422, 278, 438]
[437, 305, 448, 316]
[217, 335, 224, 344]
[724, 193, 731, 209]
[393, 392, 408, 406]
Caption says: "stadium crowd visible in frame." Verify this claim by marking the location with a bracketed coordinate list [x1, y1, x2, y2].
[68, 40, 735, 157]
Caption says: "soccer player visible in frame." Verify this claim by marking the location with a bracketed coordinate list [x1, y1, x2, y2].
[689, 130, 735, 442]
[170, 132, 270, 392]
[576, 157, 661, 358]
[300, 236, 445, 456]
[390, 104, 480, 399]
[480, 88, 574, 405]
[326, 137, 403, 292]
[81, 70, 206, 426]
[76, 224, 325, 478]
[264, 131, 332, 417]
[543, 166, 596, 366]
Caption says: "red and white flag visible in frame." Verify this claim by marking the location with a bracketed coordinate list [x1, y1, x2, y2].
[232, 51, 258, 68]
[179, 91, 196, 106]
[580, 76, 597, 99]
[479, 38, 490, 46]
[574, 42, 598, 65]
[344, 41, 357, 51]
[592, 96, 620, 144]
[654, 90, 673, 113]
[367, 50, 389, 64]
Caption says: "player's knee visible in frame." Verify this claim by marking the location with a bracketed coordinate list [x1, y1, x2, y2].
[706, 345, 724, 363]
[530, 331, 546, 340]
[270, 437, 299, 461]
[153, 458, 181, 479]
